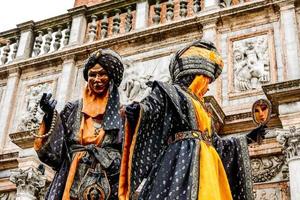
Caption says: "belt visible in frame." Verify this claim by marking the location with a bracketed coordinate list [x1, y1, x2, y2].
[167, 130, 211, 145]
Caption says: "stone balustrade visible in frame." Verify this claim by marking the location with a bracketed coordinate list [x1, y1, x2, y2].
[31, 23, 71, 57]
[0, 0, 256, 67]
[0, 36, 20, 65]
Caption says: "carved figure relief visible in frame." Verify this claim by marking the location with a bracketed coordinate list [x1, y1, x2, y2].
[17, 82, 53, 131]
[233, 35, 270, 92]
[251, 156, 285, 183]
[120, 57, 171, 104]
[254, 188, 280, 200]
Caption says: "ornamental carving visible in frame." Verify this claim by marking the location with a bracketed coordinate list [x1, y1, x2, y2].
[0, 191, 16, 200]
[251, 156, 285, 183]
[277, 126, 300, 161]
[17, 82, 53, 131]
[10, 167, 46, 200]
[233, 35, 270, 92]
[120, 59, 170, 104]
[254, 188, 280, 200]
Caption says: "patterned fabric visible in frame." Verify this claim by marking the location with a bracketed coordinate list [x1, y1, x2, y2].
[126, 81, 253, 200]
[83, 48, 124, 87]
[169, 39, 223, 83]
[35, 83, 123, 200]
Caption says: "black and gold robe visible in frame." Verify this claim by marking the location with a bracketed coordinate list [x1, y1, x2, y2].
[119, 81, 253, 200]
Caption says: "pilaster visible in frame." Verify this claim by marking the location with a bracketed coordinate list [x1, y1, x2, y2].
[0, 69, 21, 153]
[135, 0, 149, 30]
[278, 0, 300, 80]
[204, 0, 220, 10]
[67, 6, 88, 47]
[15, 21, 35, 61]
[277, 127, 300, 200]
[55, 55, 77, 111]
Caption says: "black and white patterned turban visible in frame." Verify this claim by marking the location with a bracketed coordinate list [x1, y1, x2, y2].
[169, 39, 224, 83]
[83, 49, 124, 87]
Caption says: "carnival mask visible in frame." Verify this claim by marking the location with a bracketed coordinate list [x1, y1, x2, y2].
[252, 99, 272, 126]
[88, 64, 110, 96]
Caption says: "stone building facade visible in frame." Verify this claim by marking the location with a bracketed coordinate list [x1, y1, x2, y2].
[0, 0, 300, 199]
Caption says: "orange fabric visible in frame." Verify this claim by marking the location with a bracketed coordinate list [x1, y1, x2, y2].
[188, 76, 232, 199]
[181, 46, 224, 68]
[118, 109, 143, 200]
[33, 120, 47, 150]
[198, 141, 232, 200]
[62, 84, 107, 199]
[62, 151, 85, 200]
[188, 75, 211, 99]
[79, 114, 105, 145]
[82, 84, 109, 117]
[188, 75, 212, 135]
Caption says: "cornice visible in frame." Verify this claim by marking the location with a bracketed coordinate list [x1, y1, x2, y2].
[0, 152, 19, 170]
[9, 131, 35, 149]
[16, 21, 35, 31]
[263, 79, 300, 105]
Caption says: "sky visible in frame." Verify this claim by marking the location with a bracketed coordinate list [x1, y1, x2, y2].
[0, 0, 74, 32]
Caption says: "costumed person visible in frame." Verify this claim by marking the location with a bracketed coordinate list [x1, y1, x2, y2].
[34, 49, 124, 200]
[119, 40, 264, 200]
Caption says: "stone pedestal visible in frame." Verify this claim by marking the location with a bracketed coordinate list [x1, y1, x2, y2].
[278, 0, 300, 80]
[135, 0, 149, 30]
[56, 55, 77, 111]
[0, 69, 20, 152]
[10, 167, 46, 200]
[15, 21, 35, 60]
[67, 6, 88, 47]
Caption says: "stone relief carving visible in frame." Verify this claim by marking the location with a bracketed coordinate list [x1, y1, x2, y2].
[233, 35, 270, 92]
[277, 126, 300, 161]
[254, 188, 280, 200]
[0, 192, 16, 200]
[17, 82, 53, 132]
[120, 58, 171, 104]
[251, 156, 285, 183]
[10, 167, 46, 200]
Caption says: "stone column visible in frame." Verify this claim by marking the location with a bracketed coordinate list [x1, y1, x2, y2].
[0, 69, 20, 152]
[67, 6, 88, 47]
[277, 127, 300, 200]
[55, 55, 77, 111]
[15, 21, 35, 60]
[279, 0, 300, 80]
[135, 0, 149, 30]
[204, 0, 219, 10]
[10, 167, 46, 200]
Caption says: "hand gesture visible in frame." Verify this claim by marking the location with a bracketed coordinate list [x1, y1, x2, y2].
[40, 93, 57, 117]
[125, 102, 140, 128]
[247, 124, 267, 144]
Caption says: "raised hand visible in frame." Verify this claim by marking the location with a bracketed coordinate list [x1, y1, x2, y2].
[40, 93, 57, 117]
[247, 124, 267, 144]
[125, 102, 140, 129]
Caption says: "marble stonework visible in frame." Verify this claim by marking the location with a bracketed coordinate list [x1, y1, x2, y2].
[0, 0, 300, 199]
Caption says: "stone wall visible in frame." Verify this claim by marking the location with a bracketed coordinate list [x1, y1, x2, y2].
[0, 0, 299, 199]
